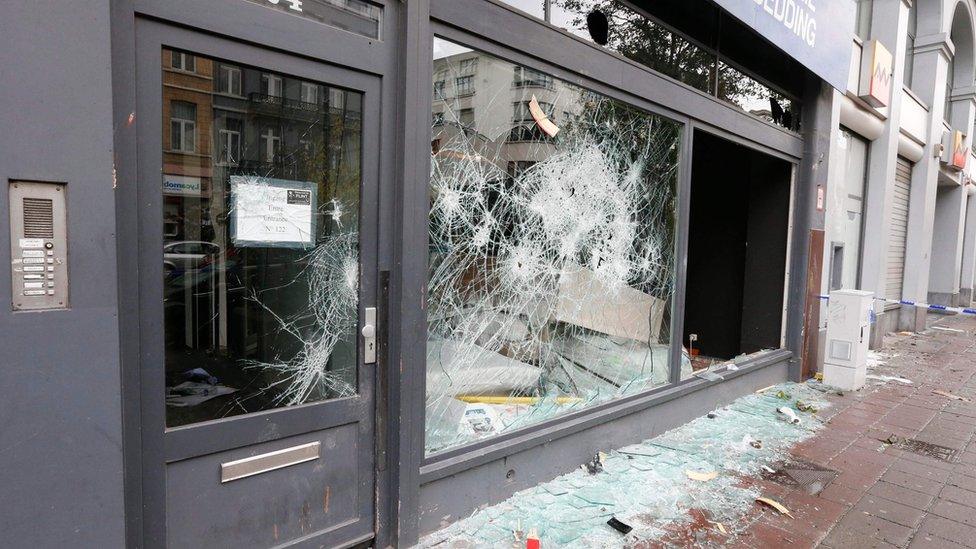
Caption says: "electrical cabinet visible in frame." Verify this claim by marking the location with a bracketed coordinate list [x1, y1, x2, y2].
[823, 289, 874, 390]
[8, 181, 68, 311]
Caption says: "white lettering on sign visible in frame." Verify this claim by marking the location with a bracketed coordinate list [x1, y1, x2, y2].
[754, 0, 817, 47]
[19, 238, 44, 249]
[265, 0, 303, 11]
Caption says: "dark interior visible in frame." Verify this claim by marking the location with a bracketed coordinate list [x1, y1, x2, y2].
[683, 131, 792, 360]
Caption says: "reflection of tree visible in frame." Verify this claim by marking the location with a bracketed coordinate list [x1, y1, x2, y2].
[553, 0, 767, 103]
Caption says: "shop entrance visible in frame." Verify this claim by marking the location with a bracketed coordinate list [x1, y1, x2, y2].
[135, 21, 380, 548]
[683, 131, 793, 364]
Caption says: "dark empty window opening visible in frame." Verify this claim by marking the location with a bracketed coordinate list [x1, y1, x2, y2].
[683, 131, 792, 368]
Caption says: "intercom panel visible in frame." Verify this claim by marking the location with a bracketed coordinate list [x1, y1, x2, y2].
[9, 181, 68, 311]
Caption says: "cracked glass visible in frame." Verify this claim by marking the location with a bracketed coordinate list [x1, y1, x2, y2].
[426, 38, 686, 454]
[160, 49, 362, 428]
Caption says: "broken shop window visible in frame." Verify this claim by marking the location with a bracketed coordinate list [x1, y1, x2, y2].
[426, 38, 688, 454]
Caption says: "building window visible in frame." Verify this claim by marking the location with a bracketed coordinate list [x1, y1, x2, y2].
[904, 1, 917, 90]
[170, 101, 196, 152]
[301, 82, 319, 104]
[217, 65, 242, 96]
[946, 55, 955, 123]
[217, 122, 241, 165]
[457, 108, 474, 129]
[459, 58, 478, 74]
[262, 73, 283, 98]
[513, 100, 553, 122]
[171, 51, 195, 72]
[433, 80, 446, 99]
[854, 0, 873, 40]
[513, 66, 553, 89]
[260, 126, 281, 163]
[432, 111, 445, 126]
[455, 75, 474, 96]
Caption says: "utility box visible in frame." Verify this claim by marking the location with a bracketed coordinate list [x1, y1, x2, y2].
[823, 289, 873, 391]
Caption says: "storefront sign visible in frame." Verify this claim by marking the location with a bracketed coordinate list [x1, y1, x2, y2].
[951, 131, 968, 170]
[163, 175, 202, 197]
[859, 39, 893, 108]
[230, 176, 316, 248]
[711, 0, 855, 92]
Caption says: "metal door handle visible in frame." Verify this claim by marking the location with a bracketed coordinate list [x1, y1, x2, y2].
[363, 307, 377, 364]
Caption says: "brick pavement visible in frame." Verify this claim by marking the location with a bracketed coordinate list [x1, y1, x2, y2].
[727, 313, 976, 549]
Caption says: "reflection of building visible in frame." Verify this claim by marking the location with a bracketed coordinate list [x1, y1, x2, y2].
[162, 50, 213, 243]
[432, 49, 579, 176]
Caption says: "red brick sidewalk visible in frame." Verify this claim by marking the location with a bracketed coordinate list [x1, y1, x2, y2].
[726, 314, 976, 549]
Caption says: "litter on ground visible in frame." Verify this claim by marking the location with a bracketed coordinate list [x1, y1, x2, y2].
[418, 381, 833, 548]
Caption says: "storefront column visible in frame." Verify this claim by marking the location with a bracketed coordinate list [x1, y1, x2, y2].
[959, 189, 976, 305]
[900, 33, 952, 331]
[927, 91, 975, 307]
[862, 0, 911, 348]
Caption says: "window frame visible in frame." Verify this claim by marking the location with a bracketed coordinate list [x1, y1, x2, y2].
[260, 125, 282, 163]
[454, 75, 474, 96]
[217, 64, 243, 96]
[301, 81, 320, 104]
[217, 127, 241, 165]
[169, 100, 197, 153]
[171, 50, 196, 72]
[262, 73, 284, 97]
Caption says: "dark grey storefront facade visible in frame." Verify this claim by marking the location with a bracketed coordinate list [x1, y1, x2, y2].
[0, 0, 851, 547]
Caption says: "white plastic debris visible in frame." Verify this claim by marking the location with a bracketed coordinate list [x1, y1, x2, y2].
[776, 406, 800, 424]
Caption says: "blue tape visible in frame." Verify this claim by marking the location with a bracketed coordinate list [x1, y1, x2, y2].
[929, 304, 947, 310]
[964, 308, 976, 315]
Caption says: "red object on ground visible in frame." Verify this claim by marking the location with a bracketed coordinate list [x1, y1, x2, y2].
[525, 528, 540, 549]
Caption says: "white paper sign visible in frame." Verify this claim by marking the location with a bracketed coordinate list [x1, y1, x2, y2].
[231, 176, 315, 248]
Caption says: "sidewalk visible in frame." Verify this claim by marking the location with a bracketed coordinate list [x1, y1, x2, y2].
[733, 313, 976, 549]
[419, 313, 976, 548]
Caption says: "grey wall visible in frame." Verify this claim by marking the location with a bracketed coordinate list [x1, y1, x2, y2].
[0, 1, 125, 547]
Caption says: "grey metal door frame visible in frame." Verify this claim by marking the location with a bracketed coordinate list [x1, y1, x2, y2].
[132, 19, 383, 548]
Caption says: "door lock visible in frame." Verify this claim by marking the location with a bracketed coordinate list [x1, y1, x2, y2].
[362, 307, 377, 364]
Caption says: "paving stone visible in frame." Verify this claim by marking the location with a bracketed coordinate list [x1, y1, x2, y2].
[818, 483, 864, 507]
[887, 457, 952, 484]
[852, 494, 926, 528]
[949, 472, 976, 492]
[916, 516, 976, 548]
[940, 485, 976, 508]
[826, 509, 914, 546]
[928, 498, 976, 527]
[908, 532, 971, 549]
[880, 465, 947, 496]
[820, 527, 899, 549]
[867, 481, 936, 510]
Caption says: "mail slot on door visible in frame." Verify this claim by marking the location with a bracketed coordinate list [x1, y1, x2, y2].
[9, 181, 69, 311]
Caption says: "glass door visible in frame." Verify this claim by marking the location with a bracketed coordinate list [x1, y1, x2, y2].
[136, 23, 379, 548]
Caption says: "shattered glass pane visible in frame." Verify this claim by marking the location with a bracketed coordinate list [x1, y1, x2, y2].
[161, 49, 362, 427]
[426, 38, 685, 454]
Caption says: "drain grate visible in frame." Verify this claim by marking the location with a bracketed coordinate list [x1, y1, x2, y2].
[761, 458, 838, 495]
[896, 438, 958, 462]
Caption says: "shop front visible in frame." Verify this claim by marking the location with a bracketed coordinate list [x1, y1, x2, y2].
[0, 0, 853, 547]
